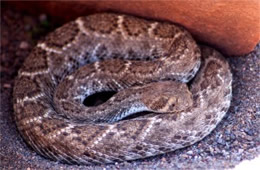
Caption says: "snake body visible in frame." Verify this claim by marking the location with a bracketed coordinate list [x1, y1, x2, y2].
[13, 13, 232, 164]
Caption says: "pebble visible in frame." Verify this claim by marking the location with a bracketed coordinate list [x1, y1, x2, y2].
[19, 41, 29, 49]
[244, 128, 254, 136]
[224, 130, 234, 141]
[187, 151, 193, 155]
[217, 138, 226, 145]
[238, 149, 244, 155]
[161, 157, 166, 162]
[3, 84, 11, 88]
[236, 156, 242, 161]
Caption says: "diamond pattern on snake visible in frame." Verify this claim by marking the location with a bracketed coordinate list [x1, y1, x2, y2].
[13, 13, 232, 165]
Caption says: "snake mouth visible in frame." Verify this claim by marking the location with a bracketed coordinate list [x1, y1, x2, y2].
[83, 91, 117, 107]
[120, 111, 154, 121]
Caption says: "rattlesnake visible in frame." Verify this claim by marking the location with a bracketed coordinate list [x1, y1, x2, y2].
[13, 13, 232, 164]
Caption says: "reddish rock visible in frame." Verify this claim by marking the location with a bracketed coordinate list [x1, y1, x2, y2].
[5, 1, 260, 56]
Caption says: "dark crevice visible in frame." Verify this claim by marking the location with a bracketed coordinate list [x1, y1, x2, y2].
[83, 91, 117, 107]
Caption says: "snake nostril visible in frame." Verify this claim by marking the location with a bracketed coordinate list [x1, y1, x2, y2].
[83, 91, 117, 107]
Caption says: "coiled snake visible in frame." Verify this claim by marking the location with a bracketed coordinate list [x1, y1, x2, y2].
[13, 13, 232, 164]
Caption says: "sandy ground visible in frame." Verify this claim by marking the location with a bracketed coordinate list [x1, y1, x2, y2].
[1, 8, 259, 170]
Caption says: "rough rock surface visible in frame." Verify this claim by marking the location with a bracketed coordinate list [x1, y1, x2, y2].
[5, 0, 260, 56]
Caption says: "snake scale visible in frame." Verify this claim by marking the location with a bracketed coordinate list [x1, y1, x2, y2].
[13, 13, 232, 164]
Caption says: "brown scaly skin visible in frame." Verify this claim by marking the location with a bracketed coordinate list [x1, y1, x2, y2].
[13, 13, 232, 165]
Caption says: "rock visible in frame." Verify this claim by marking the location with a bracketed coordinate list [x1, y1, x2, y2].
[19, 41, 29, 49]
[244, 128, 254, 136]
[187, 150, 193, 155]
[217, 138, 226, 145]
[161, 157, 167, 162]
[238, 149, 244, 155]
[4, 1, 260, 56]
[3, 83, 11, 89]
